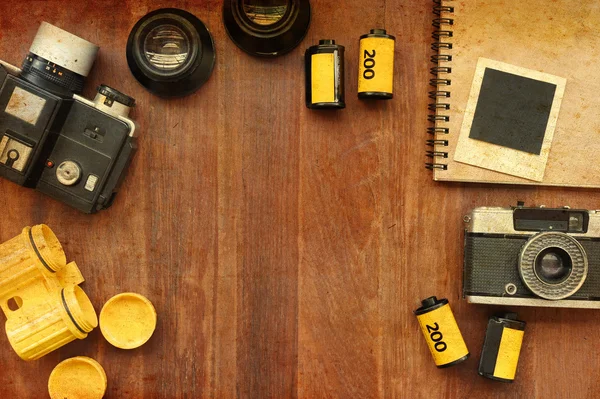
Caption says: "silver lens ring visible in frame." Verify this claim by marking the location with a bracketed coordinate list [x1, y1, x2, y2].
[518, 232, 588, 300]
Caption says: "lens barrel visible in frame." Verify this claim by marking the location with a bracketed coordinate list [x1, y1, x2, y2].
[21, 22, 98, 97]
[21, 53, 86, 96]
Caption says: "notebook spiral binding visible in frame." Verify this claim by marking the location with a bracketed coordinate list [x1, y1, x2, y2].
[426, 0, 454, 171]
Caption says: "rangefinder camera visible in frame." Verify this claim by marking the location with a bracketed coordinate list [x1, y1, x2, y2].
[0, 22, 137, 213]
[464, 205, 600, 309]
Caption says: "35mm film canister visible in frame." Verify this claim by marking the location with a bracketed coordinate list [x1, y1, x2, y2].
[414, 296, 469, 368]
[478, 313, 526, 382]
[358, 29, 395, 100]
[305, 40, 345, 109]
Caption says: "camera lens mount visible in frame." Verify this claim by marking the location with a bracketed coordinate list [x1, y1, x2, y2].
[518, 232, 588, 300]
[126, 8, 215, 97]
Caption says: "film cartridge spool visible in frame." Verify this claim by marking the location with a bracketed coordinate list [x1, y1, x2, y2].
[414, 296, 469, 368]
[305, 40, 345, 109]
[358, 29, 395, 100]
[478, 312, 526, 382]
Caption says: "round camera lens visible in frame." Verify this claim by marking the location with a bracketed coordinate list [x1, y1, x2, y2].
[223, 0, 311, 57]
[534, 247, 573, 284]
[519, 232, 588, 300]
[143, 25, 192, 73]
[127, 8, 215, 97]
[243, 0, 289, 26]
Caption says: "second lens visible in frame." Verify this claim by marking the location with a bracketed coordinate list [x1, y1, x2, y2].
[127, 8, 215, 97]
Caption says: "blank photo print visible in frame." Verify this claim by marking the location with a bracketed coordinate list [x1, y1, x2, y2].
[454, 58, 567, 181]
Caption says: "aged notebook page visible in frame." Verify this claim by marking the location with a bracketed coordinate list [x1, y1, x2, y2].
[432, 0, 600, 187]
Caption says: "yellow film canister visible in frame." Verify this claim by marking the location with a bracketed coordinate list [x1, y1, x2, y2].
[100, 292, 157, 350]
[358, 29, 395, 100]
[305, 39, 345, 109]
[414, 296, 469, 368]
[48, 356, 107, 399]
[478, 313, 526, 382]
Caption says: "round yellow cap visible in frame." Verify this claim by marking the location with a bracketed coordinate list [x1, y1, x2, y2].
[48, 356, 107, 399]
[100, 292, 157, 349]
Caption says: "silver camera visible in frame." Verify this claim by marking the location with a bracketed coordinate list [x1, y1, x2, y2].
[463, 204, 600, 309]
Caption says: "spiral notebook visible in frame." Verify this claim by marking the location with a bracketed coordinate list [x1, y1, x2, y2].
[427, 0, 600, 187]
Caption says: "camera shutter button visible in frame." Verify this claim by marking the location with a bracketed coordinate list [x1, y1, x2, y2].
[56, 161, 82, 186]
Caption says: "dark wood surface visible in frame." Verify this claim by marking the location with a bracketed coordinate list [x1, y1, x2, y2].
[1, 1, 599, 398]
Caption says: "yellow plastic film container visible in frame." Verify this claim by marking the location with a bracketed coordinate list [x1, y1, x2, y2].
[414, 296, 469, 368]
[478, 313, 526, 382]
[358, 29, 395, 100]
[0, 225, 97, 360]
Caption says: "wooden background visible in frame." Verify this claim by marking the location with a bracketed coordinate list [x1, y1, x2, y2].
[0, 1, 599, 398]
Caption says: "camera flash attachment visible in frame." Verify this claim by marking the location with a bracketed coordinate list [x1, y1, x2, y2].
[126, 8, 215, 97]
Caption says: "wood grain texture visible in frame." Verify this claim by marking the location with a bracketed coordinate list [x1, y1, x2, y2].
[0, 1, 599, 398]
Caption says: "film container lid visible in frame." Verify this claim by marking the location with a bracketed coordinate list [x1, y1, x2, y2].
[99, 292, 157, 349]
[48, 356, 107, 399]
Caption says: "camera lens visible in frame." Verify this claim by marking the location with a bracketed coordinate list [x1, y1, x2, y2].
[143, 25, 192, 74]
[21, 22, 99, 97]
[242, 0, 288, 25]
[223, 0, 311, 57]
[534, 247, 572, 284]
[127, 8, 215, 97]
[519, 232, 588, 300]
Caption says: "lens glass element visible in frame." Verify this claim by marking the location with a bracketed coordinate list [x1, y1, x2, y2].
[243, 0, 289, 26]
[143, 24, 193, 73]
[534, 247, 573, 284]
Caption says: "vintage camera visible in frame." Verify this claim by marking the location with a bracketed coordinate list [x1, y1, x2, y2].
[0, 22, 137, 213]
[464, 204, 600, 309]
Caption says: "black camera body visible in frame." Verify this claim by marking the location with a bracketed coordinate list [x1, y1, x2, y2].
[0, 23, 137, 213]
[464, 205, 600, 309]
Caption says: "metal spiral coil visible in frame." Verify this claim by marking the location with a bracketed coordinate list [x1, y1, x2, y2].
[432, 42, 452, 51]
[426, 0, 453, 171]
[427, 140, 449, 146]
[426, 151, 449, 158]
[427, 127, 449, 135]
